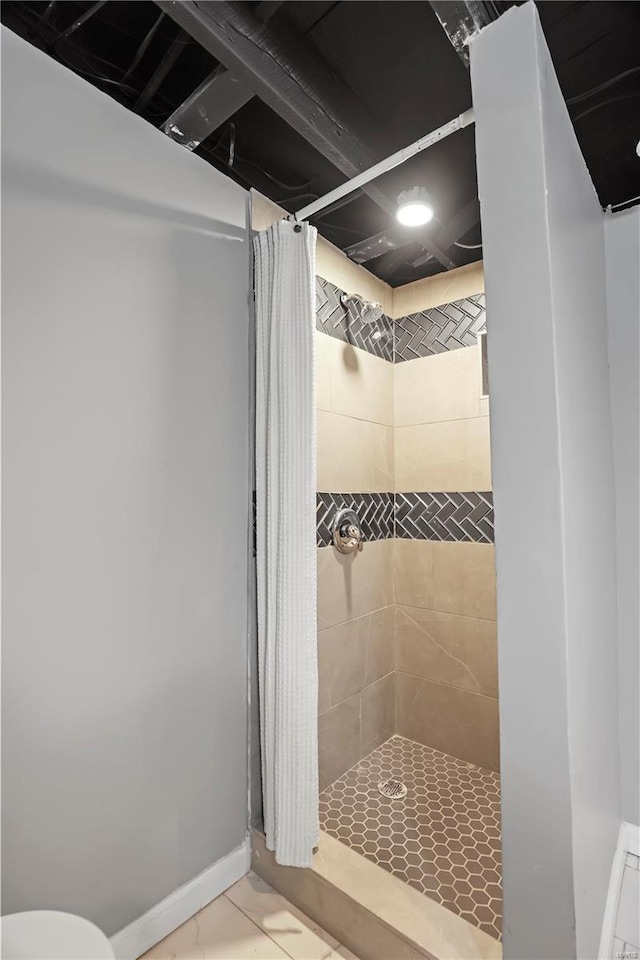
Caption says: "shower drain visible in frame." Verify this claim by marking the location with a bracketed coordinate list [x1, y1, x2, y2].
[378, 778, 407, 800]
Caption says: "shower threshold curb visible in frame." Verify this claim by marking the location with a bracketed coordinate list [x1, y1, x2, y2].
[252, 830, 501, 960]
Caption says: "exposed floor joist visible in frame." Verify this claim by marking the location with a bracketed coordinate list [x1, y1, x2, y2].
[134, 27, 189, 113]
[345, 197, 480, 265]
[155, 0, 457, 270]
[162, 67, 253, 149]
[161, 1, 284, 151]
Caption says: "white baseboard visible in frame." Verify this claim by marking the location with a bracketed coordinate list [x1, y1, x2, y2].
[598, 821, 639, 960]
[110, 838, 251, 960]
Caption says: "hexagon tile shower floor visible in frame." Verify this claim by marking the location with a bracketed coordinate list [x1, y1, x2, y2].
[319, 735, 503, 941]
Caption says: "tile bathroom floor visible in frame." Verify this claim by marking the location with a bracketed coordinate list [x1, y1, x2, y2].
[319, 735, 502, 941]
[142, 872, 359, 960]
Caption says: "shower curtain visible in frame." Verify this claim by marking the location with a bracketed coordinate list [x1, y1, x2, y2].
[253, 219, 319, 867]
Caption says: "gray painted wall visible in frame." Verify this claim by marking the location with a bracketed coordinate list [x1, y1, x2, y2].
[604, 208, 640, 827]
[1, 27, 250, 935]
[471, 4, 621, 958]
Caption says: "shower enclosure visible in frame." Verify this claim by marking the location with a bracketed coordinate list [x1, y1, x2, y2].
[314, 264, 501, 943]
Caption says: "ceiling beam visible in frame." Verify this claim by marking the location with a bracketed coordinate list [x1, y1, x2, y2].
[345, 197, 481, 269]
[429, 1, 499, 65]
[344, 226, 412, 264]
[412, 197, 481, 266]
[155, 0, 383, 178]
[155, 0, 456, 270]
[162, 67, 254, 149]
[374, 234, 456, 281]
[161, 1, 284, 150]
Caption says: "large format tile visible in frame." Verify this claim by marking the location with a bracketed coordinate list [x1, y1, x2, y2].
[317, 333, 393, 426]
[394, 347, 482, 426]
[141, 893, 288, 959]
[393, 540, 497, 621]
[318, 540, 394, 630]
[395, 418, 491, 492]
[395, 673, 500, 771]
[319, 694, 361, 790]
[393, 540, 435, 610]
[317, 411, 393, 492]
[361, 673, 395, 756]
[432, 542, 497, 620]
[316, 331, 333, 413]
[395, 606, 498, 698]
[226, 872, 340, 960]
[318, 606, 395, 714]
[392, 262, 484, 320]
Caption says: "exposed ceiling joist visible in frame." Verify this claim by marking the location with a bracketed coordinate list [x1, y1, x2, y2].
[433, 196, 481, 250]
[134, 27, 189, 112]
[162, 67, 253, 150]
[344, 197, 480, 272]
[161, 1, 284, 151]
[429, 1, 499, 65]
[123, 11, 166, 81]
[154, 0, 383, 178]
[344, 227, 402, 264]
[154, 0, 456, 270]
[375, 234, 456, 281]
[412, 197, 481, 266]
[53, 0, 106, 45]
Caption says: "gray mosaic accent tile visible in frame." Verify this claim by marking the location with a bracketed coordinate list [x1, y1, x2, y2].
[317, 492, 394, 547]
[395, 492, 494, 543]
[394, 294, 486, 361]
[316, 492, 493, 545]
[316, 276, 393, 362]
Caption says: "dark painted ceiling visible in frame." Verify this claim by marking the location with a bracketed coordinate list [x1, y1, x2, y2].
[2, 1, 639, 286]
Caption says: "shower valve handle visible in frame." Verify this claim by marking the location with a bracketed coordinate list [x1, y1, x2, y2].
[332, 508, 364, 554]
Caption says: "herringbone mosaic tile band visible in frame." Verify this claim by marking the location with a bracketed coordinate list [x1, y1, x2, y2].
[316, 276, 394, 362]
[394, 294, 486, 362]
[317, 492, 394, 547]
[319, 735, 502, 941]
[316, 492, 494, 546]
[395, 492, 494, 543]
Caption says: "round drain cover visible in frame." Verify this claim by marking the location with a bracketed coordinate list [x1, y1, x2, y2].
[378, 779, 407, 799]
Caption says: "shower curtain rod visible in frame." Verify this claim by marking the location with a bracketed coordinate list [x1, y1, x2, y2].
[291, 108, 475, 224]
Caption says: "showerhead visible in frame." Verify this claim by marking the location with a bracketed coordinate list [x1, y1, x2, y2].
[340, 292, 384, 324]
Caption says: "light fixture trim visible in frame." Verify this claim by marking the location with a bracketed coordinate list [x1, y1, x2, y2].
[396, 186, 434, 227]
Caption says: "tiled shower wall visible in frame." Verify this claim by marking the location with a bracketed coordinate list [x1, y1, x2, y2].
[316, 264, 499, 790]
[393, 298, 498, 771]
[316, 304, 396, 789]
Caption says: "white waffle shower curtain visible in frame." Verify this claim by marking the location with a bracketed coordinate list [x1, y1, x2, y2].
[254, 219, 319, 867]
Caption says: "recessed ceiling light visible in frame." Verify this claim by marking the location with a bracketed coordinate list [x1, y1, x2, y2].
[396, 187, 434, 227]
[636, 139, 640, 158]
